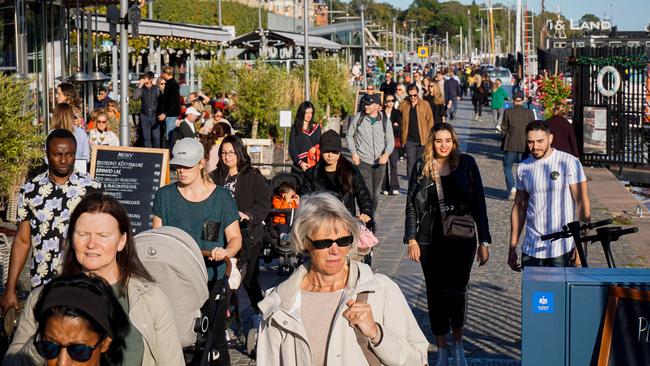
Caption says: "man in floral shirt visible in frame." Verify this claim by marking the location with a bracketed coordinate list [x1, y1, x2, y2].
[0, 129, 100, 313]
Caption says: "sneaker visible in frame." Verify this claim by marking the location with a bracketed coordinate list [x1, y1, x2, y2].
[496, 125, 502, 133]
[381, 190, 389, 195]
[391, 190, 400, 195]
[477, 116, 482, 121]
[452, 341, 467, 366]
[508, 188, 517, 201]
[435, 347, 449, 366]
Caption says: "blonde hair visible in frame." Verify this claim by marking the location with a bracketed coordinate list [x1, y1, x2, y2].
[429, 83, 444, 105]
[422, 123, 461, 179]
[50, 103, 76, 132]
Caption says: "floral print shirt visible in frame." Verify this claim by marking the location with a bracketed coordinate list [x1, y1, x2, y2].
[16, 172, 101, 288]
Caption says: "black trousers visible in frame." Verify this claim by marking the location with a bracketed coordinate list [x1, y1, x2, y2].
[382, 148, 400, 191]
[242, 242, 264, 312]
[472, 95, 483, 116]
[419, 239, 477, 336]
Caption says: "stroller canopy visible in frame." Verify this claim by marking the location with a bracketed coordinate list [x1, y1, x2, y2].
[134, 226, 209, 347]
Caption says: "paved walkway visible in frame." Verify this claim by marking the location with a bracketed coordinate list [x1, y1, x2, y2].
[229, 99, 648, 365]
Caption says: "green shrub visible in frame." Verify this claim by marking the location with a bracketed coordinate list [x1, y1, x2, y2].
[0, 75, 45, 204]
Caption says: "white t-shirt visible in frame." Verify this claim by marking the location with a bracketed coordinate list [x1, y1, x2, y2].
[516, 149, 586, 258]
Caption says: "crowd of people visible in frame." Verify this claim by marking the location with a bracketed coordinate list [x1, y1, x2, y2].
[0, 58, 592, 366]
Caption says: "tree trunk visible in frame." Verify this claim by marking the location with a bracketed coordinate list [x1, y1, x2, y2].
[252, 118, 259, 139]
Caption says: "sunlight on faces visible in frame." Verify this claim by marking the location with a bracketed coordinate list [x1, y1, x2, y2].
[307, 219, 351, 276]
[43, 315, 110, 366]
[304, 108, 314, 123]
[220, 142, 238, 170]
[321, 151, 340, 167]
[527, 130, 553, 159]
[55, 87, 67, 104]
[433, 130, 455, 159]
[174, 159, 205, 186]
[73, 213, 126, 279]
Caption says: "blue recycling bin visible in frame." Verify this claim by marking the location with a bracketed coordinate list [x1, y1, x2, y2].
[522, 267, 650, 365]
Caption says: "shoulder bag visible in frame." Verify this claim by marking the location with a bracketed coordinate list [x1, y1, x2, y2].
[433, 171, 476, 240]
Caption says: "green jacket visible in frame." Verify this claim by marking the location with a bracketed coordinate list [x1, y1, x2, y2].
[490, 86, 509, 109]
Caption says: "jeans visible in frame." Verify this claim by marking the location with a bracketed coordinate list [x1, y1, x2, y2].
[140, 114, 161, 148]
[382, 148, 400, 192]
[446, 98, 458, 119]
[472, 95, 483, 116]
[522, 250, 573, 268]
[419, 239, 477, 336]
[358, 160, 386, 214]
[405, 140, 424, 179]
[502, 151, 523, 193]
[492, 107, 504, 128]
[165, 116, 178, 146]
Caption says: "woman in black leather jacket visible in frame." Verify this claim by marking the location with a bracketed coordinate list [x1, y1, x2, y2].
[302, 130, 373, 225]
[404, 123, 491, 366]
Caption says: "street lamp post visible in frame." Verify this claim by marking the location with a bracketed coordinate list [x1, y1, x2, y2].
[119, 0, 129, 146]
[218, 0, 223, 27]
[304, 0, 310, 100]
[392, 17, 397, 69]
[360, 4, 367, 88]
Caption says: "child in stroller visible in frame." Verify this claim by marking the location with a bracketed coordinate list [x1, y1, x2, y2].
[262, 173, 303, 275]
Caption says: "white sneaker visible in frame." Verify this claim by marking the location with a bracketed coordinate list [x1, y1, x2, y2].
[452, 341, 467, 366]
[391, 190, 400, 195]
[435, 347, 449, 366]
[508, 188, 516, 200]
[381, 190, 389, 195]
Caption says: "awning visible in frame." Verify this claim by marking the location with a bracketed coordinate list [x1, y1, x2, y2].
[92, 15, 234, 43]
[229, 29, 341, 50]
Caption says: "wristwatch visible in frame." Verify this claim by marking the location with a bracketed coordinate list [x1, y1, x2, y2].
[480, 241, 490, 247]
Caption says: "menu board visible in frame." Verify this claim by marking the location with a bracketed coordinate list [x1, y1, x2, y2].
[90, 146, 170, 234]
[598, 286, 650, 366]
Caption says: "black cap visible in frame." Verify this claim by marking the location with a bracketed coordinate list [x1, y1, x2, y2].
[320, 129, 342, 153]
[362, 93, 380, 106]
[514, 90, 525, 101]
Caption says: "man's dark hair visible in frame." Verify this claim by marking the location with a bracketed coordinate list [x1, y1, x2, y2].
[406, 84, 419, 94]
[98, 87, 108, 94]
[525, 120, 550, 134]
[46, 128, 77, 151]
[144, 71, 155, 80]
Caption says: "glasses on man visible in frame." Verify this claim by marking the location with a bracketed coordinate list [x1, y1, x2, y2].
[34, 339, 103, 362]
[409, 94, 419, 98]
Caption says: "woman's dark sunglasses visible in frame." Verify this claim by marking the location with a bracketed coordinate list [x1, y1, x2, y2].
[307, 235, 354, 250]
[35, 338, 102, 362]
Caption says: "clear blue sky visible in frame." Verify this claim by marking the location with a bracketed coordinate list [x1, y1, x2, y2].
[381, 0, 649, 31]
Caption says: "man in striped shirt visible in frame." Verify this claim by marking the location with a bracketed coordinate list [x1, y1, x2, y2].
[508, 121, 591, 270]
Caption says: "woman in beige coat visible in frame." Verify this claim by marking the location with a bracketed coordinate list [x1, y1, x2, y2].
[257, 192, 428, 365]
[3, 193, 184, 366]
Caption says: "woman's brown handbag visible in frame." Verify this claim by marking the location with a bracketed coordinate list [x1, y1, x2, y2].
[433, 172, 476, 240]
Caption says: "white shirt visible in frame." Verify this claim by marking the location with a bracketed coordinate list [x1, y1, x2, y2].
[516, 149, 586, 258]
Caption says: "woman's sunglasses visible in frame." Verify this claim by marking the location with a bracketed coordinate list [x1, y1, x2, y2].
[307, 235, 354, 250]
[35, 338, 102, 362]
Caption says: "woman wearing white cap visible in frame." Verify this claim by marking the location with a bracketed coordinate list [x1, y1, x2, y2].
[152, 138, 242, 366]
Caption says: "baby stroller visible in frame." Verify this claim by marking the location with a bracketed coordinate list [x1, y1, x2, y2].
[262, 172, 304, 275]
[134, 226, 232, 365]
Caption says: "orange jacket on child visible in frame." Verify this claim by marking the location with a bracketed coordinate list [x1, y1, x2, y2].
[272, 196, 299, 225]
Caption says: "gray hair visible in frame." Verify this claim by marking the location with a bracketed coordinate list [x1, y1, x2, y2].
[291, 192, 360, 254]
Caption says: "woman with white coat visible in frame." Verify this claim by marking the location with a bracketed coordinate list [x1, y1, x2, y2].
[257, 192, 428, 366]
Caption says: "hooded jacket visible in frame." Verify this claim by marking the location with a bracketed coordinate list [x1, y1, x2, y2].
[257, 261, 429, 366]
[4, 277, 184, 366]
[346, 111, 394, 165]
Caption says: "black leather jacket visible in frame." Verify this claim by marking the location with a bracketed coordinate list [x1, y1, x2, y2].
[405, 153, 491, 244]
[302, 162, 374, 219]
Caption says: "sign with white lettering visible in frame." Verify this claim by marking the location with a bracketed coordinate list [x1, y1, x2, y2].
[597, 286, 650, 366]
[90, 146, 170, 234]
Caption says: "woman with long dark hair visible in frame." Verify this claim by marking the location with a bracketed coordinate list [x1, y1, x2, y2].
[7, 193, 184, 366]
[288, 101, 321, 172]
[381, 95, 402, 195]
[210, 135, 271, 315]
[405, 123, 491, 366]
[302, 130, 373, 225]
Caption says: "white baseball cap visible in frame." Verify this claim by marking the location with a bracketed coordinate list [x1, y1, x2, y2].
[185, 107, 202, 117]
[170, 138, 204, 167]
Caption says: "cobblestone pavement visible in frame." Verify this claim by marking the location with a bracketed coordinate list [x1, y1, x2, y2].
[227, 99, 644, 365]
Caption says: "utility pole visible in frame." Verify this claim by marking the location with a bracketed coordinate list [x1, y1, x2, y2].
[258, 0, 263, 30]
[459, 26, 463, 61]
[445, 31, 449, 60]
[409, 27, 413, 78]
[119, 0, 129, 146]
[304, 0, 310, 100]
[467, 9, 472, 60]
[148, 0, 154, 72]
[515, 0, 522, 54]
[360, 4, 367, 88]
[392, 17, 397, 69]
[218, 0, 223, 27]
